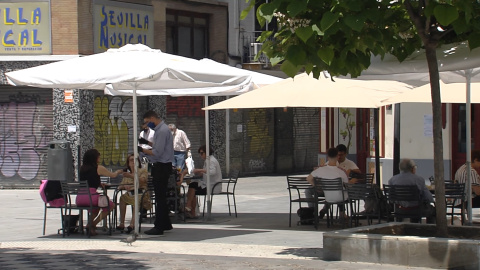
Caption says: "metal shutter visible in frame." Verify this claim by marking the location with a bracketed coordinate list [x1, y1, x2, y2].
[293, 107, 319, 171]
[0, 86, 53, 188]
[165, 96, 206, 168]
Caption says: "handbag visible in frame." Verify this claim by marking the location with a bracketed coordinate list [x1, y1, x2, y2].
[98, 194, 109, 208]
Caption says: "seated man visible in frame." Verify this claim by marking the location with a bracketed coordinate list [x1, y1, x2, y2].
[454, 149, 480, 210]
[336, 144, 362, 177]
[305, 147, 356, 220]
[388, 158, 435, 223]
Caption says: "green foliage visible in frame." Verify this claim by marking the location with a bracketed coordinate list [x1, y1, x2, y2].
[339, 108, 355, 153]
[252, 0, 480, 78]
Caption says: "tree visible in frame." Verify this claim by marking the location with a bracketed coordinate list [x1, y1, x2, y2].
[243, 0, 480, 237]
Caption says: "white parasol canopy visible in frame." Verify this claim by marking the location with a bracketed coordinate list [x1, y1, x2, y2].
[6, 43, 281, 231]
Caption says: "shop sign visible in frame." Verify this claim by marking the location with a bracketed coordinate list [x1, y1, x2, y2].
[93, 0, 153, 53]
[0, 1, 51, 55]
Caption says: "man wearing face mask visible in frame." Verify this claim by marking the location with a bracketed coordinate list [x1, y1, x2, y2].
[168, 123, 191, 170]
[138, 110, 174, 235]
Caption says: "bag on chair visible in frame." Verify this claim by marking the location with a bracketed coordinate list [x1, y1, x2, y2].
[98, 195, 109, 207]
[297, 207, 315, 225]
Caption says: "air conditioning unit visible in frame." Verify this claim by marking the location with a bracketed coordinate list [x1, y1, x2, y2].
[250, 42, 263, 57]
[250, 42, 268, 64]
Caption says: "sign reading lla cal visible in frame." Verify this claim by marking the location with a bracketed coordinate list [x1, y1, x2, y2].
[64, 90, 73, 103]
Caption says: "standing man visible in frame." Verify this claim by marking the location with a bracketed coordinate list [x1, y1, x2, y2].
[168, 124, 191, 170]
[138, 110, 174, 235]
[138, 122, 155, 162]
[336, 144, 362, 176]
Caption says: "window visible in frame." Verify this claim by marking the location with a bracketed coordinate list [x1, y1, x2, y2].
[166, 10, 208, 59]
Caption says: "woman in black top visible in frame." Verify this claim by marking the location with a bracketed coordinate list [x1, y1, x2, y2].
[77, 149, 122, 236]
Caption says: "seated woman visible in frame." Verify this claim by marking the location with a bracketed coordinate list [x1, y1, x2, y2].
[184, 145, 222, 218]
[117, 154, 151, 233]
[77, 149, 122, 236]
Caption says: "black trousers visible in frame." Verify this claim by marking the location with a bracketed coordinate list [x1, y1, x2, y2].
[151, 162, 173, 231]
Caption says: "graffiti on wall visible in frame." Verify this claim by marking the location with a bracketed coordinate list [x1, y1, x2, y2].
[166, 96, 204, 117]
[247, 109, 272, 171]
[0, 93, 52, 181]
[94, 96, 132, 166]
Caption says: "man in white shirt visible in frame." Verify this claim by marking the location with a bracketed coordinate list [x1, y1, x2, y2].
[306, 147, 356, 219]
[138, 122, 155, 162]
[168, 124, 191, 170]
[336, 144, 361, 176]
[455, 149, 480, 209]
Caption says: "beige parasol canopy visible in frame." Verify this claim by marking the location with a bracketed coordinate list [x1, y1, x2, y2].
[204, 73, 414, 110]
[380, 81, 480, 105]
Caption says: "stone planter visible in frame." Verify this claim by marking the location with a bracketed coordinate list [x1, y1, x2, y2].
[323, 222, 480, 269]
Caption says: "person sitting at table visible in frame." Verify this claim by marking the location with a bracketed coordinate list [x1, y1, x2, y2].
[184, 145, 222, 218]
[117, 154, 151, 233]
[454, 149, 480, 210]
[77, 149, 123, 236]
[306, 147, 354, 221]
[336, 144, 362, 177]
[388, 158, 435, 223]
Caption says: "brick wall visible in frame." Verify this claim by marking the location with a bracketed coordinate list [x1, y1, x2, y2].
[51, 0, 79, 54]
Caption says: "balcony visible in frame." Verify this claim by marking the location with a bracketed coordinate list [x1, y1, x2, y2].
[241, 31, 270, 69]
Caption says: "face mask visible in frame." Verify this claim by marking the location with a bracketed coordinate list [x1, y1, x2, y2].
[147, 122, 156, 129]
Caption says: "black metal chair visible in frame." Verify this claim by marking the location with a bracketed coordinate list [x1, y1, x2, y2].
[383, 184, 423, 223]
[315, 177, 348, 228]
[445, 182, 466, 225]
[61, 181, 111, 237]
[203, 170, 240, 217]
[345, 183, 380, 226]
[356, 173, 374, 184]
[41, 180, 65, 235]
[287, 176, 320, 227]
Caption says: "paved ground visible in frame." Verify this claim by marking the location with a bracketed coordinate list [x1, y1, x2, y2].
[0, 175, 467, 269]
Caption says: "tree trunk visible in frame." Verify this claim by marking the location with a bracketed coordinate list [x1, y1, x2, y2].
[425, 44, 448, 237]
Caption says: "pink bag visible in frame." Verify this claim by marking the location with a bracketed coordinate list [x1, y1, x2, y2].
[39, 180, 65, 207]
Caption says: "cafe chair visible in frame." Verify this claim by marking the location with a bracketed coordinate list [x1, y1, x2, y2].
[445, 182, 466, 225]
[139, 176, 156, 231]
[355, 173, 375, 185]
[345, 183, 380, 227]
[203, 170, 240, 217]
[315, 177, 348, 228]
[383, 184, 423, 223]
[61, 181, 111, 237]
[287, 176, 321, 227]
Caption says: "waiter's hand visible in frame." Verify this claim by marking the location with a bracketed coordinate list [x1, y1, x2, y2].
[137, 146, 144, 153]
[138, 137, 149, 145]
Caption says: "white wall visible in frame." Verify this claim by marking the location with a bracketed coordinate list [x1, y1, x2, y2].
[384, 106, 395, 158]
[400, 103, 450, 159]
[218, 0, 256, 66]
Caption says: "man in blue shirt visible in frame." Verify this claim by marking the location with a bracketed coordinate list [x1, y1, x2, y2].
[388, 158, 435, 223]
[139, 110, 174, 235]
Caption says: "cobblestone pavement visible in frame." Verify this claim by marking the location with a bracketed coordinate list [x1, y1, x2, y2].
[0, 176, 456, 269]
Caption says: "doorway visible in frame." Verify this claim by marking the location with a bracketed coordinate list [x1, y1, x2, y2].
[356, 109, 370, 173]
[451, 104, 480, 178]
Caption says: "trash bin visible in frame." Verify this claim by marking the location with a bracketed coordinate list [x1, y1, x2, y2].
[47, 140, 73, 181]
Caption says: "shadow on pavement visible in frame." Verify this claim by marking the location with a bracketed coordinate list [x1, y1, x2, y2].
[0, 248, 150, 269]
[276, 247, 324, 260]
